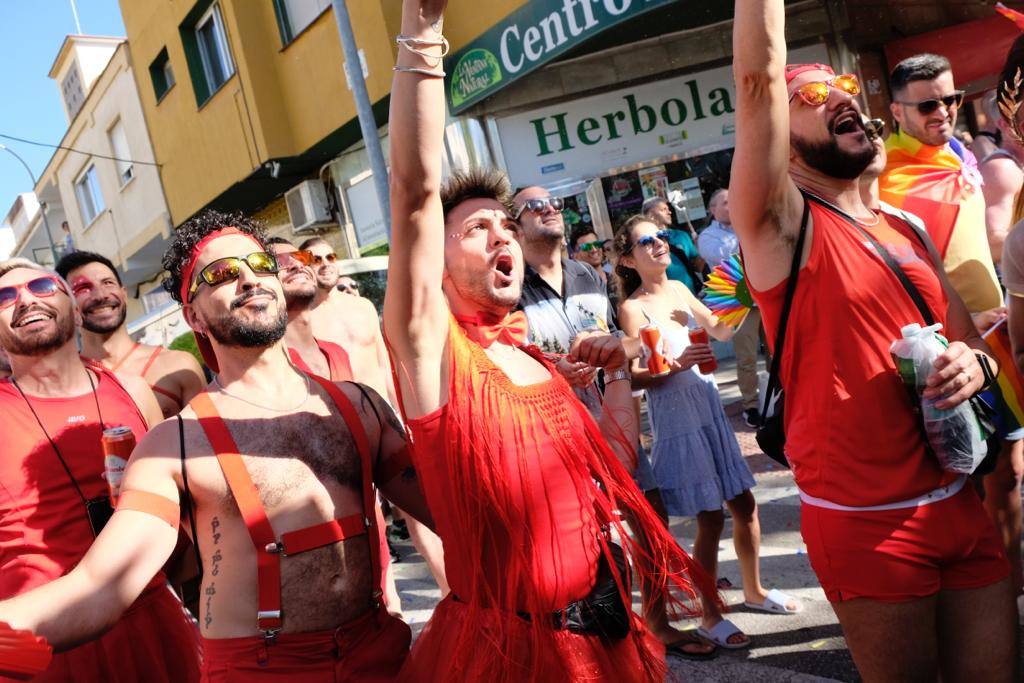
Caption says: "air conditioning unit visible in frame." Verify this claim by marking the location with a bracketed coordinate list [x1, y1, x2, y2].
[285, 179, 333, 234]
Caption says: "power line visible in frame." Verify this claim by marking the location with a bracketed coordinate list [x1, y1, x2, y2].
[0, 133, 161, 167]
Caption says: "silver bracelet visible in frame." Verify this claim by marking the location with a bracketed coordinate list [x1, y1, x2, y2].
[396, 34, 450, 59]
[393, 65, 446, 78]
[605, 367, 631, 384]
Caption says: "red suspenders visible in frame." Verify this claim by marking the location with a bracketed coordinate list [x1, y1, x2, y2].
[190, 375, 382, 641]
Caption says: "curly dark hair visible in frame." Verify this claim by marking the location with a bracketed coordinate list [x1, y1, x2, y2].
[612, 214, 658, 298]
[55, 250, 122, 285]
[162, 209, 269, 304]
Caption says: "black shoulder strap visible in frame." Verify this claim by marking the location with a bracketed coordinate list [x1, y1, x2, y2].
[178, 414, 203, 576]
[760, 195, 812, 422]
[808, 195, 936, 326]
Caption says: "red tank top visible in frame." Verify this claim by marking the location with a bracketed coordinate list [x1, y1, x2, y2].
[288, 339, 353, 382]
[0, 366, 149, 597]
[752, 201, 957, 506]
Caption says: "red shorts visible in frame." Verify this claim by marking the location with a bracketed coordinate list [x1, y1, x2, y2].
[801, 485, 1008, 603]
[200, 606, 410, 682]
[17, 584, 200, 683]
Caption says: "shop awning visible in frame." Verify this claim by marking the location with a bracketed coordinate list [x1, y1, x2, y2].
[884, 15, 1019, 95]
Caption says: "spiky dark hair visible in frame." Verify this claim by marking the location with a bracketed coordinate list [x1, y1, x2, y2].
[56, 250, 122, 285]
[162, 209, 269, 304]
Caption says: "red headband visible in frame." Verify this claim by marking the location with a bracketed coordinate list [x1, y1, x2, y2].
[785, 63, 835, 84]
[178, 227, 263, 303]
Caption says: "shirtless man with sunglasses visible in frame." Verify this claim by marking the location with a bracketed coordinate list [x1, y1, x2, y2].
[0, 210, 433, 681]
[299, 236, 394, 403]
[0, 258, 199, 682]
[732, 0, 1015, 679]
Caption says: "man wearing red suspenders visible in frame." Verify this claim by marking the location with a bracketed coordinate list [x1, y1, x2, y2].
[731, 0, 1016, 680]
[0, 210, 432, 682]
[0, 257, 198, 682]
[56, 251, 206, 418]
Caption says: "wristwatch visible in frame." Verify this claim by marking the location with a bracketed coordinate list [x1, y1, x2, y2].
[976, 353, 996, 393]
[605, 366, 631, 385]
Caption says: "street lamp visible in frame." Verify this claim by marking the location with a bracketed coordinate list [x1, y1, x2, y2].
[0, 144, 59, 266]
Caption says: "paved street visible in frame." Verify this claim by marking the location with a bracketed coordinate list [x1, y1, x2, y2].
[389, 359, 1022, 681]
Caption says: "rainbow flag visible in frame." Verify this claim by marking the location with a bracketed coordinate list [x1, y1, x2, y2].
[983, 318, 1024, 430]
[880, 129, 1002, 313]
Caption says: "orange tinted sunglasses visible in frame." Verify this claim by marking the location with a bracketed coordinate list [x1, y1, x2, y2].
[789, 74, 860, 107]
[275, 250, 316, 268]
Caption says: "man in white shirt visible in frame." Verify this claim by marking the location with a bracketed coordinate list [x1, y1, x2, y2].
[698, 190, 764, 426]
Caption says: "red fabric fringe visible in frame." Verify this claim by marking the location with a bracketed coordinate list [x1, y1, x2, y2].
[391, 318, 719, 682]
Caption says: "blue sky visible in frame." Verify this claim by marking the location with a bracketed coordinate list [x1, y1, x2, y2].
[0, 0, 125, 222]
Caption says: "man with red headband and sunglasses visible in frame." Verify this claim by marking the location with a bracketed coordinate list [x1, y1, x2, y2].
[385, 1, 717, 680]
[0, 210, 433, 681]
[55, 251, 206, 418]
[731, 0, 1016, 680]
[0, 258, 199, 682]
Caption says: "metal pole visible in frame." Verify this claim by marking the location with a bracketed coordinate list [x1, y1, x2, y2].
[69, 0, 83, 34]
[330, 0, 392, 241]
[0, 145, 59, 266]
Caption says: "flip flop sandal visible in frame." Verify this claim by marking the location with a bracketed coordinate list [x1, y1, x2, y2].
[696, 619, 751, 650]
[744, 588, 803, 614]
[664, 631, 717, 661]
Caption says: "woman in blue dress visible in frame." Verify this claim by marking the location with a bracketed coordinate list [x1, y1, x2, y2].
[614, 214, 801, 649]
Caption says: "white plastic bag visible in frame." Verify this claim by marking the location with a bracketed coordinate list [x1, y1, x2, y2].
[890, 323, 987, 474]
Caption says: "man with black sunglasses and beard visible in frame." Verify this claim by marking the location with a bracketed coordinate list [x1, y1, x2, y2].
[0, 258, 199, 682]
[55, 251, 206, 418]
[732, 1, 1016, 680]
[0, 210, 433, 681]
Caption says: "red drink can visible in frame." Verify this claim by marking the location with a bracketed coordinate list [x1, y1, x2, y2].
[688, 327, 718, 374]
[101, 426, 135, 505]
[640, 324, 671, 377]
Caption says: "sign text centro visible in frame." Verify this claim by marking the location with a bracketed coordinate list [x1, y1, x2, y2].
[447, 0, 676, 113]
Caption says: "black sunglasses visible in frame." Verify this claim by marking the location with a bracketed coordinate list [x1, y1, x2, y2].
[625, 230, 670, 254]
[513, 196, 564, 219]
[897, 91, 964, 116]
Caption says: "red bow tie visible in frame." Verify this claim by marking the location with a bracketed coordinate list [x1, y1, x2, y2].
[455, 311, 529, 349]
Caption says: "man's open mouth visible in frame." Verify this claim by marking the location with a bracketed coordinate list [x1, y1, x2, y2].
[832, 109, 862, 135]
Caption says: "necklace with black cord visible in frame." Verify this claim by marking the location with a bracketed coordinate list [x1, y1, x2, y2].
[12, 367, 115, 537]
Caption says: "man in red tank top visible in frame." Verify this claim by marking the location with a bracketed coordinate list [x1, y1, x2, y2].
[56, 251, 206, 418]
[0, 257, 199, 682]
[731, 1, 1015, 680]
[0, 211, 433, 682]
[384, 2, 719, 681]
[266, 238, 353, 382]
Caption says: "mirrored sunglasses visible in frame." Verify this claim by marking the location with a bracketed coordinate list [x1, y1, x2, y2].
[789, 74, 860, 107]
[276, 249, 315, 268]
[187, 251, 279, 302]
[0, 276, 68, 310]
[513, 196, 564, 219]
[577, 240, 606, 253]
[627, 230, 670, 254]
[897, 91, 964, 116]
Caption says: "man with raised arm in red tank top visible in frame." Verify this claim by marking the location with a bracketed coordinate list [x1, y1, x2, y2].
[731, 0, 1016, 680]
[385, 2, 718, 681]
[0, 210, 433, 682]
[0, 257, 198, 682]
[57, 250, 206, 418]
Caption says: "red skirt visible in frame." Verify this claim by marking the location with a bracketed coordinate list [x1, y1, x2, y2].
[398, 595, 665, 682]
[15, 583, 200, 683]
[200, 606, 410, 682]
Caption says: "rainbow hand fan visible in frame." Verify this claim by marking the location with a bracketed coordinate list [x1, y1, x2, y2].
[0, 622, 52, 680]
[703, 254, 754, 327]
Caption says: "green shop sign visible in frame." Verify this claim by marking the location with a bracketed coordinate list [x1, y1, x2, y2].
[447, 0, 677, 113]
